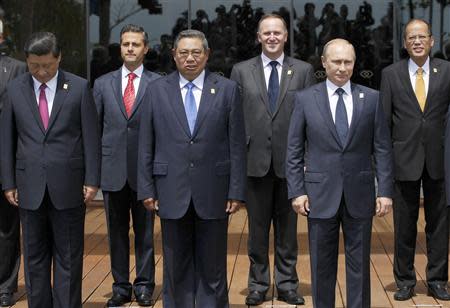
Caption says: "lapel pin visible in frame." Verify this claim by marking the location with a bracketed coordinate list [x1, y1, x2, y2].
[210, 88, 215, 94]
[359, 92, 364, 99]
[287, 70, 292, 75]
[433, 68, 438, 73]
[63, 83, 69, 90]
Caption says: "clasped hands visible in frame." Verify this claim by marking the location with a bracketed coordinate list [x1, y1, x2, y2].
[142, 198, 244, 214]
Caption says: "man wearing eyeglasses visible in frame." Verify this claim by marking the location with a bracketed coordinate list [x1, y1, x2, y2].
[137, 29, 246, 307]
[380, 18, 450, 301]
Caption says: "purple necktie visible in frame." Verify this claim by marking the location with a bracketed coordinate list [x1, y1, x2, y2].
[39, 83, 49, 130]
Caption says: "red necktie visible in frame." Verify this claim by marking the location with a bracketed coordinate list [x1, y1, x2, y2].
[123, 72, 137, 117]
[39, 83, 49, 129]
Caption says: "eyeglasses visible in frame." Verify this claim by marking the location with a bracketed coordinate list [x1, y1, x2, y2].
[406, 35, 431, 43]
[176, 49, 204, 60]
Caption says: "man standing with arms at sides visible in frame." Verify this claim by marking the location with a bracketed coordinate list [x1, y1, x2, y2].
[138, 29, 246, 307]
[286, 39, 394, 308]
[381, 19, 450, 301]
[0, 19, 26, 307]
[0, 32, 99, 308]
[93, 24, 159, 307]
[230, 14, 315, 306]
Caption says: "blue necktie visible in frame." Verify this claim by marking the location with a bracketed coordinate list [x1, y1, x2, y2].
[185, 82, 197, 134]
[268, 61, 279, 114]
[335, 88, 348, 144]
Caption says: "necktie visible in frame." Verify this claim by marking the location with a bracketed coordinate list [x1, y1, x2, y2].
[415, 67, 426, 112]
[184, 82, 197, 134]
[123, 72, 137, 117]
[39, 83, 49, 130]
[335, 88, 348, 145]
[268, 60, 279, 114]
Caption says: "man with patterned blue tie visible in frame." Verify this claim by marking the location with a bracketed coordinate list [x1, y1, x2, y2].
[286, 39, 394, 308]
[137, 29, 246, 307]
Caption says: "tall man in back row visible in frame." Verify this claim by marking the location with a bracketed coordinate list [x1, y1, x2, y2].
[93, 24, 160, 307]
[230, 14, 315, 305]
[381, 19, 450, 301]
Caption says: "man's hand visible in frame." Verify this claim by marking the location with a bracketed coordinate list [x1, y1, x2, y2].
[143, 198, 159, 211]
[292, 195, 309, 216]
[375, 197, 392, 217]
[4, 189, 18, 206]
[83, 185, 98, 203]
[226, 200, 243, 214]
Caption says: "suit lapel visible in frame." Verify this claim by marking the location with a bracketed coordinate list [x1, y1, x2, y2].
[424, 58, 440, 114]
[129, 70, 150, 119]
[165, 72, 191, 137]
[343, 84, 364, 149]
[47, 71, 69, 133]
[193, 71, 217, 137]
[0, 57, 13, 87]
[272, 57, 294, 117]
[22, 74, 46, 133]
[314, 82, 341, 146]
[111, 69, 128, 119]
[251, 58, 271, 116]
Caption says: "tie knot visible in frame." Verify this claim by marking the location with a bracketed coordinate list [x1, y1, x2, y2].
[185, 82, 195, 90]
[39, 83, 47, 91]
[269, 61, 278, 69]
[128, 72, 137, 81]
[416, 67, 423, 76]
[336, 88, 345, 96]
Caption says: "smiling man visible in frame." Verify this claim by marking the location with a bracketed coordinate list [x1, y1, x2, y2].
[137, 29, 246, 307]
[93, 24, 160, 307]
[230, 14, 315, 306]
[381, 19, 450, 301]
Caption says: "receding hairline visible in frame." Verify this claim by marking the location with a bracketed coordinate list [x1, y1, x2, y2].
[403, 18, 432, 39]
[257, 14, 288, 33]
[322, 39, 355, 59]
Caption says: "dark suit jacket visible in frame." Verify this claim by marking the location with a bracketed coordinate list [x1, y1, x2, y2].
[230, 55, 315, 178]
[286, 82, 394, 219]
[93, 68, 160, 192]
[0, 70, 100, 210]
[381, 58, 450, 181]
[137, 71, 246, 220]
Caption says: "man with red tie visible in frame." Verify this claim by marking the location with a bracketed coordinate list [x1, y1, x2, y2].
[93, 24, 160, 307]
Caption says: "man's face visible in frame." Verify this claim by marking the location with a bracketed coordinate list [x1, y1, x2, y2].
[120, 31, 149, 68]
[26, 52, 61, 84]
[257, 17, 287, 60]
[172, 37, 209, 81]
[403, 20, 434, 64]
[321, 41, 355, 87]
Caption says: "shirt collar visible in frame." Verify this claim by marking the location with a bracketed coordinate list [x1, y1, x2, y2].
[261, 52, 284, 68]
[179, 70, 205, 91]
[326, 79, 352, 97]
[408, 57, 430, 75]
[122, 64, 144, 79]
[32, 71, 59, 93]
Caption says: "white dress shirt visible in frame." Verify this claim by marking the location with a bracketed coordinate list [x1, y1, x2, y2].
[408, 57, 430, 96]
[179, 70, 205, 110]
[326, 79, 353, 127]
[33, 72, 58, 114]
[261, 52, 284, 90]
[121, 64, 144, 96]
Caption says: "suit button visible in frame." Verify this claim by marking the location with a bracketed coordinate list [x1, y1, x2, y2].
[268, 137, 271, 141]
[422, 118, 426, 123]
[190, 163, 194, 168]
[190, 141, 194, 144]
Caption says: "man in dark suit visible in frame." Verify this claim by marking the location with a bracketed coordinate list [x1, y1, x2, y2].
[381, 19, 450, 301]
[0, 32, 99, 308]
[93, 24, 159, 307]
[230, 14, 315, 306]
[0, 21, 26, 307]
[286, 39, 394, 308]
[137, 29, 246, 307]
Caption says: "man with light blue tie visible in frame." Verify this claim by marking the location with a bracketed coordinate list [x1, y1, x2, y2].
[137, 29, 246, 307]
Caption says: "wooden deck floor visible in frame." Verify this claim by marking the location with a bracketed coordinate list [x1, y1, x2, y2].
[9, 202, 450, 308]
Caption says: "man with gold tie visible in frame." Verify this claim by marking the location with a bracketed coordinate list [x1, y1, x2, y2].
[380, 18, 450, 301]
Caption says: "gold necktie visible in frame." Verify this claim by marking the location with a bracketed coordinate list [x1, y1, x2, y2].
[415, 67, 426, 112]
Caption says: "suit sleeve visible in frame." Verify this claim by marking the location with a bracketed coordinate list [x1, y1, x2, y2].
[227, 82, 246, 201]
[137, 87, 156, 201]
[229, 65, 242, 95]
[372, 92, 394, 198]
[92, 79, 104, 137]
[81, 81, 100, 186]
[286, 92, 307, 199]
[303, 63, 316, 88]
[445, 104, 450, 205]
[0, 89, 17, 190]
[379, 69, 393, 130]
